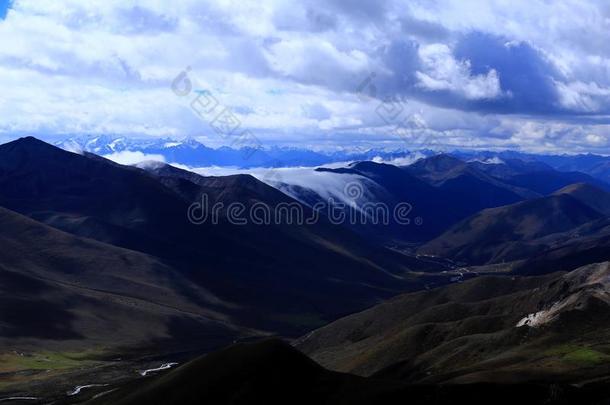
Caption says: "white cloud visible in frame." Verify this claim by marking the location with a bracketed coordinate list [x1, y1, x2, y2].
[192, 164, 383, 207]
[372, 152, 429, 166]
[586, 133, 606, 145]
[103, 150, 166, 165]
[0, 0, 609, 153]
[556, 80, 610, 113]
[416, 43, 503, 100]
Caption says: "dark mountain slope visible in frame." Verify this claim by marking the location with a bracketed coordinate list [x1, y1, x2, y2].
[0, 205, 244, 352]
[553, 182, 610, 216]
[419, 193, 605, 265]
[138, 160, 304, 207]
[0, 136, 196, 261]
[406, 154, 468, 184]
[316, 161, 460, 241]
[510, 218, 610, 275]
[533, 153, 610, 185]
[412, 154, 609, 197]
[0, 137, 440, 335]
[406, 154, 536, 199]
[85, 339, 609, 405]
[86, 339, 408, 405]
[139, 160, 439, 270]
[468, 158, 554, 179]
[454, 151, 610, 187]
[313, 159, 530, 243]
[503, 169, 610, 194]
[355, 157, 532, 218]
[278, 157, 557, 245]
[297, 262, 610, 387]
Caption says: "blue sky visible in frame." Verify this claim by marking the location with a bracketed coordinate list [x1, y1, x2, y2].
[0, 0, 10, 19]
[0, 0, 609, 153]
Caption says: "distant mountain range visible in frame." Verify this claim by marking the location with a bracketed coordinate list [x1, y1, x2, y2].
[52, 136, 610, 186]
[53, 135, 428, 168]
[457, 150, 610, 185]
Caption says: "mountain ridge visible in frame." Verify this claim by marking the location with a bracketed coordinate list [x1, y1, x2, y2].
[0, 137, 449, 341]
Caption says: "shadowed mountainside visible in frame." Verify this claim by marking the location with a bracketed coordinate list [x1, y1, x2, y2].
[84, 339, 610, 405]
[0, 205, 245, 353]
[285, 158, 531, 244]
[297, 262, 610, 386]
[0, 137, 449, 341]
[419, 193, 605, 265]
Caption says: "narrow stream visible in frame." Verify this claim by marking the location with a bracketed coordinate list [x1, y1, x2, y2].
[139, 362, 179, 377]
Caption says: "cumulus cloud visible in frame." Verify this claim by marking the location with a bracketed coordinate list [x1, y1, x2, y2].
[416, 43, 503, 100]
